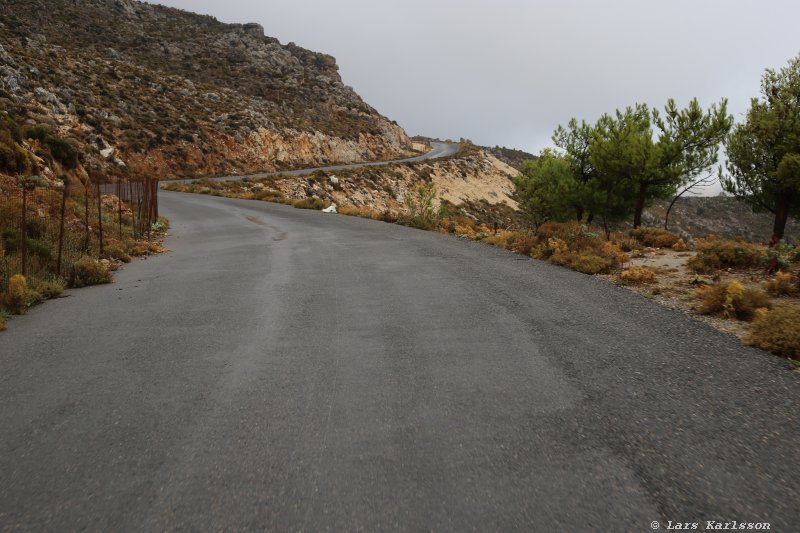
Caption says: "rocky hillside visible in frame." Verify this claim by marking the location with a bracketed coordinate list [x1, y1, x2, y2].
[642, 196, 800, 245]
[272, 145, 520, 223]
[165, 145, 523, 228]
[483, 145, 536, 170]
[0, 0, 412, 178]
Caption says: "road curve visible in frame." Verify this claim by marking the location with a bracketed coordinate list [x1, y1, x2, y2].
[1, 191, 798, 531]
[168, 141, 461, 185]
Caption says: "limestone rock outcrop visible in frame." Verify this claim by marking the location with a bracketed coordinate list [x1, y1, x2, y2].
[0, 0, 413, 177]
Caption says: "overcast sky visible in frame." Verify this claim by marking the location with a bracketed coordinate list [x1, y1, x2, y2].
[152, 0, 798, 159]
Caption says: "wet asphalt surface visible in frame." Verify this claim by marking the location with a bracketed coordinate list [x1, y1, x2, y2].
[1, 190, 798, 531]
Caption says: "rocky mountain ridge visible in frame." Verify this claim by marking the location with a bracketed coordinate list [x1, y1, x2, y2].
[0, 0, 412, 178]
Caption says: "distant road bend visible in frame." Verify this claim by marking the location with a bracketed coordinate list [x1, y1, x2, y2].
[1, 149, 799, 530]
[167, 141, 461, 184]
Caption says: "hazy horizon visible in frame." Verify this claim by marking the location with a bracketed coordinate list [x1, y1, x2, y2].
[149, 1, 799, 193]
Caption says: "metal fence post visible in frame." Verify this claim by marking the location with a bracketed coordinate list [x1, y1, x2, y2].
[56, 176, 69, 276]
[96, 179, 104, 255]
[21, 184, 27, 276]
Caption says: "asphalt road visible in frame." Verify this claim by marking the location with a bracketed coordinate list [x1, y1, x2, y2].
[168, 141, 461, 184]
[1, 190, 799, 531]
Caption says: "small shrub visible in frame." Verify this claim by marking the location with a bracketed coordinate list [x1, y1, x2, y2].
[536, 222, 574, 240]
[695, 280, 771, 321]
[454, 224, 476, 238]
[765, 271, 797, 296]
[381, 210, 398, 224]
[103, 242, 132, 263]
[405, 183, 444, 230]
[762, 246, 792, 273]
[620, 266, 657, 284]
[25, 126, 49, 143]
[600, 241, 629, 267]
[29, 277, 65, 300]
[25, 126, 80, 169]
[672, 239, 688, 251]
[499, 232, 533, 255]
[70, 256, 112, 288]
[151, 219, 168, 233]
[630, 228, 681, 248]
[338, 206, 383, 220]
[0, 129, 32, 174]
[616, 235, 642, 253]
[482, 230, 515, 249]
[687, 238, 766, 273]
[127, 240, 162, 257]
[744, 306, 800, 358]
[531, 236, 564, 259]
[292, 198, 327, 210]
[552, 250, 613, 275]
[5, 274, 27, 314]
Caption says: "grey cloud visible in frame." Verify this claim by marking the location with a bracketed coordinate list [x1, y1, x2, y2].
[151, 0, 799, 192]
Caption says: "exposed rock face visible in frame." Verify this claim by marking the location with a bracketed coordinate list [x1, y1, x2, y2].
[636, 196, 800, 244]
[241, 23, 265, 39]
[0, 0, 412, 177]
[267, 146, 522, 226]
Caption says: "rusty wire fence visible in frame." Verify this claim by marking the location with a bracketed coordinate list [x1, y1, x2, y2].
[0, 175, 159, 292]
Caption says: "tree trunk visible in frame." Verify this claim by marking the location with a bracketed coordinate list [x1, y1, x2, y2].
[769, 195, 790, 247]
[633, 183, 648, 229]
[664, 193, 683, 230]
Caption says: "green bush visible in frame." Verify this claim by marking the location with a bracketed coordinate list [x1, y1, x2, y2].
[24, 126, 80, 169]
[25, 126, 49, 143]
[745, 306, 800, 358]
[70, 256, 112, 288]
[405, 183, 445, 230]
[1, 229, 54, 261]
[0, 129, 31, 174]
